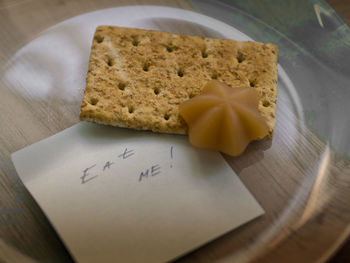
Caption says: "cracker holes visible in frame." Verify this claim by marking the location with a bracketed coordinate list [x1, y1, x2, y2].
[237, 51, 245, 63]
[106, 56, 114, 66]
[90, 97, 99, 105]
[95, 35, 104, 43]
[132, 39, 139, 47]
[118, 82, 126, 91]
[177, 69, 184, 77]
[263, 100, 271, 107]
[164, 114, 170, 121]
[154, 88, 160, 95]
[166, 46, 173, 52]
[143, 62, 150, 72]
[211, 73, 218, 80]
[128, 106, 134, 114]
[250, 80, 256, 87]
[201, 50, 208, 58]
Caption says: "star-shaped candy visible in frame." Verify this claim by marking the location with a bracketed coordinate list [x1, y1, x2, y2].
[179, 80, 269, 156]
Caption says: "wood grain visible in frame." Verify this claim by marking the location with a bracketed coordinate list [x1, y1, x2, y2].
[0, 0, 349, 262]
[327, 0, 350, 26]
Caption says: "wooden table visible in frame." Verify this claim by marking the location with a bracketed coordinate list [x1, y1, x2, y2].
[0, 0, 349, 262]
[322, 0, 350, 260]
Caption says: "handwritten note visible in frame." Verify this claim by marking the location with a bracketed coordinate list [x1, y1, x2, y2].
[12, 122, 263, 263]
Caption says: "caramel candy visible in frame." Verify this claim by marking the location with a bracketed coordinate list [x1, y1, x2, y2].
[179, 80, 268, 156]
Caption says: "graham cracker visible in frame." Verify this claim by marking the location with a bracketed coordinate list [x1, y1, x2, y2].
[80, 26, 278, 137]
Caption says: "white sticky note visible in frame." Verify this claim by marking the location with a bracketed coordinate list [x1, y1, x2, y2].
[12, 122, 263, 263]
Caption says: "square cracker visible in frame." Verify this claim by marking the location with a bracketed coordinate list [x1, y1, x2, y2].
[80, 26, 278, 137]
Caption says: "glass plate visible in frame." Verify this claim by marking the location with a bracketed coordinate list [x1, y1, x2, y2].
[0, 1, 349, 262]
